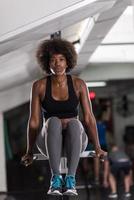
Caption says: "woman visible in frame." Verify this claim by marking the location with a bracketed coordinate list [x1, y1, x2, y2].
[22, 38, 107, 196]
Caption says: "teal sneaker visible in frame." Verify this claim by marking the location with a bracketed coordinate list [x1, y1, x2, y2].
[63, 175, 78, 196]
[47, 175, 63, 195]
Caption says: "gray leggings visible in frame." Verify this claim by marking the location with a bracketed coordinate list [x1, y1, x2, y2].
[36, 117, 88, 176]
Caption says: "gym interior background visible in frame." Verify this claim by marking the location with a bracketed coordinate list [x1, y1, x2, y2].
[1, 0, 134, 199]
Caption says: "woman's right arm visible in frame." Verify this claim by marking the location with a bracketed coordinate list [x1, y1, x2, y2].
[22, 81, 42, 166]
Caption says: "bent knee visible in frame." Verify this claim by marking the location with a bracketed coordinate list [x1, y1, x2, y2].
[67, 119, 82, 132]
[47, 116, 61, 123]
[46, 117, 62, 128]
[68, 119, 81, 126]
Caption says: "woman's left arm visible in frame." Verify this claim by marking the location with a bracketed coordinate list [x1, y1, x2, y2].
[78, 79, 106, 157]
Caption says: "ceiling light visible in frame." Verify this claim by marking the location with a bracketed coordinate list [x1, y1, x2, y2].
[86, 81, 106, 87]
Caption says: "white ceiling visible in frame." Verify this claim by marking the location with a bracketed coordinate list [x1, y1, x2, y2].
[90, 6, 134, 62]
[0, 0, 118, 92]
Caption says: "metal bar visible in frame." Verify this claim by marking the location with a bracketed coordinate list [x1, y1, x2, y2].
[33, 150, 96, 161]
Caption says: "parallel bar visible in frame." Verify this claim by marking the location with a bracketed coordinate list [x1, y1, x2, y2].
[33, 150, 96, 174]
[33, 150, 96, 161]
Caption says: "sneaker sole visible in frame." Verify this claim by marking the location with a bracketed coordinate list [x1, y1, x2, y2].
[47, 191, 62, 196]
[63, 190, 78, 196]
[108, 196, 118, 199]
[125, 195, 131, 198]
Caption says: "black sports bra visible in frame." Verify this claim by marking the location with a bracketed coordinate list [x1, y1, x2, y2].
[41, 75, 79, 119]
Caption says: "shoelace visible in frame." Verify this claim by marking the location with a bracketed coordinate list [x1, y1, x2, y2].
[65, 175, 76, 189]
[51, 175, 63, 188]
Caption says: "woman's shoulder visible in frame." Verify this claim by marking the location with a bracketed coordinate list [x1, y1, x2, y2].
[71, 75, 86, 87]
[31, 76, 49, 97]
[32, 76, 49, 87]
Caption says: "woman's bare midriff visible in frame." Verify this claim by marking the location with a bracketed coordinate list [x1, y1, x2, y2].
[60, 117, 77, 129]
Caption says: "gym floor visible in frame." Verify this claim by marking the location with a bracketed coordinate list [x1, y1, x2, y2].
[2, 159, 134, 200]
[1, 185, 134, 200]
